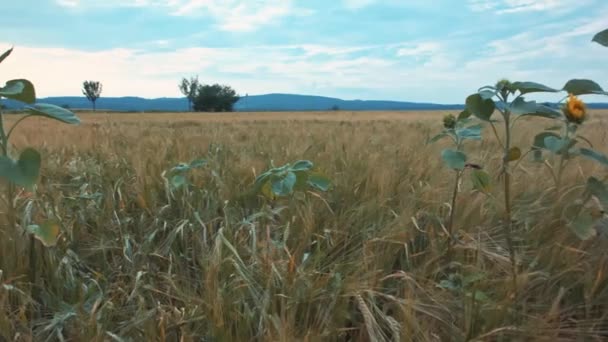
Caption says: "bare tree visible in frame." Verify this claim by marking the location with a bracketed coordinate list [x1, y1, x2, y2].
[179, 76, 199, 112]
[82, 80, 103, 111]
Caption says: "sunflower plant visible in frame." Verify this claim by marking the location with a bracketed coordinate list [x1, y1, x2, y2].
[463, 76, 608, 293]
[252, 160, 331, 200]
[0, 47, 81, 288]
[428, 113, 488, 256]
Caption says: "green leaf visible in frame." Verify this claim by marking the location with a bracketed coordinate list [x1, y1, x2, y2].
[466, 94, 495, 122]
[271, 171, 297, 196]
[0, 47, 13, 64]
[457, 109, 471, 121]
[586, 177, 608, 206]
[0, 79, 36, 104]
[0, 148, 41, 189]
[26, 103, 80, 124]
[569, 212, 597, 240]
[190, 159, 207, 168]
[471, 170, 491, 193]
[507, 147, 521, 162]
[532, 132, 560, 150]
[579, 148, 608, 166]
[509, 98, 562, 119]
[441, 149, 467, 170]
[170, 174, 188, 190]
[27, 220, 62, 247]
[427, 132, 449, 144]
[307, 172, 331, 191]
[455, 124, 482, 141]
[510, 81, 558, 95]
[479, 89, 496, 100]
[562, 79, 607, 96]
[291, 160, 314, 172]
[592, 28, 608, 47]
[544, 136, 569, 154]
[170, 162, 191, 174]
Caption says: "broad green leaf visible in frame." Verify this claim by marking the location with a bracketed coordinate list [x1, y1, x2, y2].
[569, 212, 597, 240]
[441, 149, 467, 170]
[507, 147, 521, 162]
[26, 103, 80, 124]
[291, 160, 314, 172]
[479, 89, 496, 100]
[586, 177, 608, 206]
[27, 220, 62, 247]
[466, 290, 490, 302]
[509, 98, 562, 119]
[457, 109, 471, 121]
[456, 124, 482, 141]
[190, 159, 207, 168]
[544, 136, 569, 154]
[0, 148, 41, 188]
[471, 170, 491, 193]
[170, 162, 191, 173]
[510, 81, 558, 95]
[592, 28, 608, 47]
[0, 47, 13, 64]
[562, 79, 607, 96]
[307, 172, 331, 191]
[579, 148, 608, 166]
[271, 171, 297, 196]
[170, 174, 188, 190]
[532, 132, 560, 150]
[466, 94, 495, 121]
[0, 79, 36, 104]
[427, 132, 449, 144]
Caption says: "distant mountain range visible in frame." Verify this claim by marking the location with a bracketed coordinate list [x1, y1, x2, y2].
[2, 93, 608, 112]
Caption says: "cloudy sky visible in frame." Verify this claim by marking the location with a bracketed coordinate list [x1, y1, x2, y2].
[1, 0, 607, 103]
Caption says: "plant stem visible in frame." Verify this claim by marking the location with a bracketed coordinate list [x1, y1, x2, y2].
[446, 170, 461, 260]
[502, 112, 517, 296]
[555, 123, 571, 197]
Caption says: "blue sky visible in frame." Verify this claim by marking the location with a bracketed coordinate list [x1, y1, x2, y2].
[1, 0, 607, 103]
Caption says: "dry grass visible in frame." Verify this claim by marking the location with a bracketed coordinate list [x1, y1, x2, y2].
[1, 110, 608, 341]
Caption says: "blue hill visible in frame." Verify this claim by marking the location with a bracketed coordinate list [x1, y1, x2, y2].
[2, 93, 607, 112]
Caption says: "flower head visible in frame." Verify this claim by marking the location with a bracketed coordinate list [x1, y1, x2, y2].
[443, 114, 456, 129]
[563, 94, 586, 124]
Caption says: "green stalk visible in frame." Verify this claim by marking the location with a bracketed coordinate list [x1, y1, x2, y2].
[555, 123, 571, 197]
[502, 110, 518, 296]
[446, 170, 461, 259]
[0, 110, 38, 308]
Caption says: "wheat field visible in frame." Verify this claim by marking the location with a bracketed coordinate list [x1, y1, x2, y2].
[1, 110, 608, 341]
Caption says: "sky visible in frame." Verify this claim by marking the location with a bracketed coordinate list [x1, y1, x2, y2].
[0, 0, 607, 103]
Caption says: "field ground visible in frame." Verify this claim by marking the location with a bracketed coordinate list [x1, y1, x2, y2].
[2, 110, 608, 341]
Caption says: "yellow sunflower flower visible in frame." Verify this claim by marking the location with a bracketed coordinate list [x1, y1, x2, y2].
[563, 94, 586, 124]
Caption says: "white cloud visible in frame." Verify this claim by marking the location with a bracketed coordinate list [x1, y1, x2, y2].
[54, 0, 307, 32]
[1, 13, 607, 103]
[468, 0, 588, 13]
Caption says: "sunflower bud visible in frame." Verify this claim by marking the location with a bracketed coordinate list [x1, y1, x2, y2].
[443, 114, 457, 129]
[563, 94, 586, 124]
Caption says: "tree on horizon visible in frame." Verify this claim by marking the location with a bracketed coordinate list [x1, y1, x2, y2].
[82, 80, 103, 111]
[178, 76, 199, 112]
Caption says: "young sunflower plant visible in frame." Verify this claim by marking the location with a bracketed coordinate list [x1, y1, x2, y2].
[463, 75, 608, 292]
[428, 112, 488, 256]
[0, 47, 81, 288]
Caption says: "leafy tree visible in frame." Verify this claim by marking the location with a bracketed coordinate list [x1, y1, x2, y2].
[178, 76, 199, 111]
[82, 80, 102, 111]
[192, 83, 239, 112]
